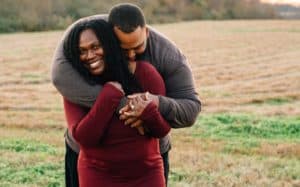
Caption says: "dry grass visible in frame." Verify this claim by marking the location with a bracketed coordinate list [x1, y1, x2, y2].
[159, 20, 300, 116]
[0, 20, 299, 186]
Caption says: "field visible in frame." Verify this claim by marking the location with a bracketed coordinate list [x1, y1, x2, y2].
[0, 20, 299, 186]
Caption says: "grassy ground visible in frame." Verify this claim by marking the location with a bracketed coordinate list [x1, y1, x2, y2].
[0, 20, 299, 186]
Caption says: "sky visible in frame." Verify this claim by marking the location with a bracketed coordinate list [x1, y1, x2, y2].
[261, 0, 300, 6]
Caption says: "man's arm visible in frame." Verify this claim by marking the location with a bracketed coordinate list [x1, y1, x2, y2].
[158, 60, 201, 128]
[51, 15, 108, 107]
[149, 28, 201, 128]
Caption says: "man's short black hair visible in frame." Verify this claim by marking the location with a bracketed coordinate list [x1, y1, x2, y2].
[108, 3, 146, 33]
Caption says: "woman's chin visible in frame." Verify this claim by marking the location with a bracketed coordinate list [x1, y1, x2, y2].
[90, 68, 104, 76]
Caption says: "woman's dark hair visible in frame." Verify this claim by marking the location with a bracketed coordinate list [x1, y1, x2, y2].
[63, 19, 140, 95]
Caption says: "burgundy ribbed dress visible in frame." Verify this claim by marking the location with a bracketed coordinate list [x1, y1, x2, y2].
[63, 62, 170, 187]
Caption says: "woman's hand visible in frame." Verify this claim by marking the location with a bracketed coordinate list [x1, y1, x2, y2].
[107, 82, 124, 94]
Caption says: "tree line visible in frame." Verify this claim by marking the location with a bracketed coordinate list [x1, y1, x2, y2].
[0, 0, 279, 33]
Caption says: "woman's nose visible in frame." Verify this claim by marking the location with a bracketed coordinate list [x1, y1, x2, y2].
[86, 49, 96, 60]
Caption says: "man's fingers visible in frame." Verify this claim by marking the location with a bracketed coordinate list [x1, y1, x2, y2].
[119, 104, 130, 114]
[128, 92, 149, 101]
[130, 119, 143, 128]
[136, 126, 145, 135]
[119, 114, 128, 120]
[119, 104, 138, 120]
[123, 111, 139, 118]
[127, 93, 141, 99]
[124, 117, 138, 126]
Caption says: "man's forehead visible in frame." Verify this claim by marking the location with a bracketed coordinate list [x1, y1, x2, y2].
[114, 26, 145, 45]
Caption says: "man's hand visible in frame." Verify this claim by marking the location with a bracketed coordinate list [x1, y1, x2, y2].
[119, 92, 159, 116]
[135, 120, 145, 135]
[119, 92, 159, 135]
[119, 93, 154, 118]
[118, 95, 145, 135]
[128, 92, 159, 107]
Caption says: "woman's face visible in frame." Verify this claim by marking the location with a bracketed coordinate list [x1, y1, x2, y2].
[79, 29, 105, 75]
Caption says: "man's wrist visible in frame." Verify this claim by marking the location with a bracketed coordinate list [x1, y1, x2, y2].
[148, 93, 159, 107]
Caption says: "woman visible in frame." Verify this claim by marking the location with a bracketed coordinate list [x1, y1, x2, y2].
[63, 19, 170, 186]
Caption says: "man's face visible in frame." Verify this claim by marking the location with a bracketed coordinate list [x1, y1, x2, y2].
[113, 26, 148, 62]
[79, 29, 105, 75]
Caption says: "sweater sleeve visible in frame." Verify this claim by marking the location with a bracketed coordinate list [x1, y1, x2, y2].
[63, 83, 123, 148]
[148, 28, 201, 128]
[140, 102, 170, 138]
[136, 62, 171, 138]
[158, 59, 201, 128]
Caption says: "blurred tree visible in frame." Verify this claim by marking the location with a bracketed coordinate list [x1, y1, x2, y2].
[0, 0, 279, 33]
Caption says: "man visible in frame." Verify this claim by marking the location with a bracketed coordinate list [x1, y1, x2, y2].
[52, 3, 201, 187]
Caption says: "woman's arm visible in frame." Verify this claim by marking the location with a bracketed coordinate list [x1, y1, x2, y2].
[63, 83, 123, 148]
[134, 62, 171, 138]
[140, 101, 171, 138]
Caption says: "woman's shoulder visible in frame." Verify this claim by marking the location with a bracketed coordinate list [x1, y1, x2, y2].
[136, 61, 158, 74]
[135, 61, 163, 85]
[135, 61, 165, 94]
